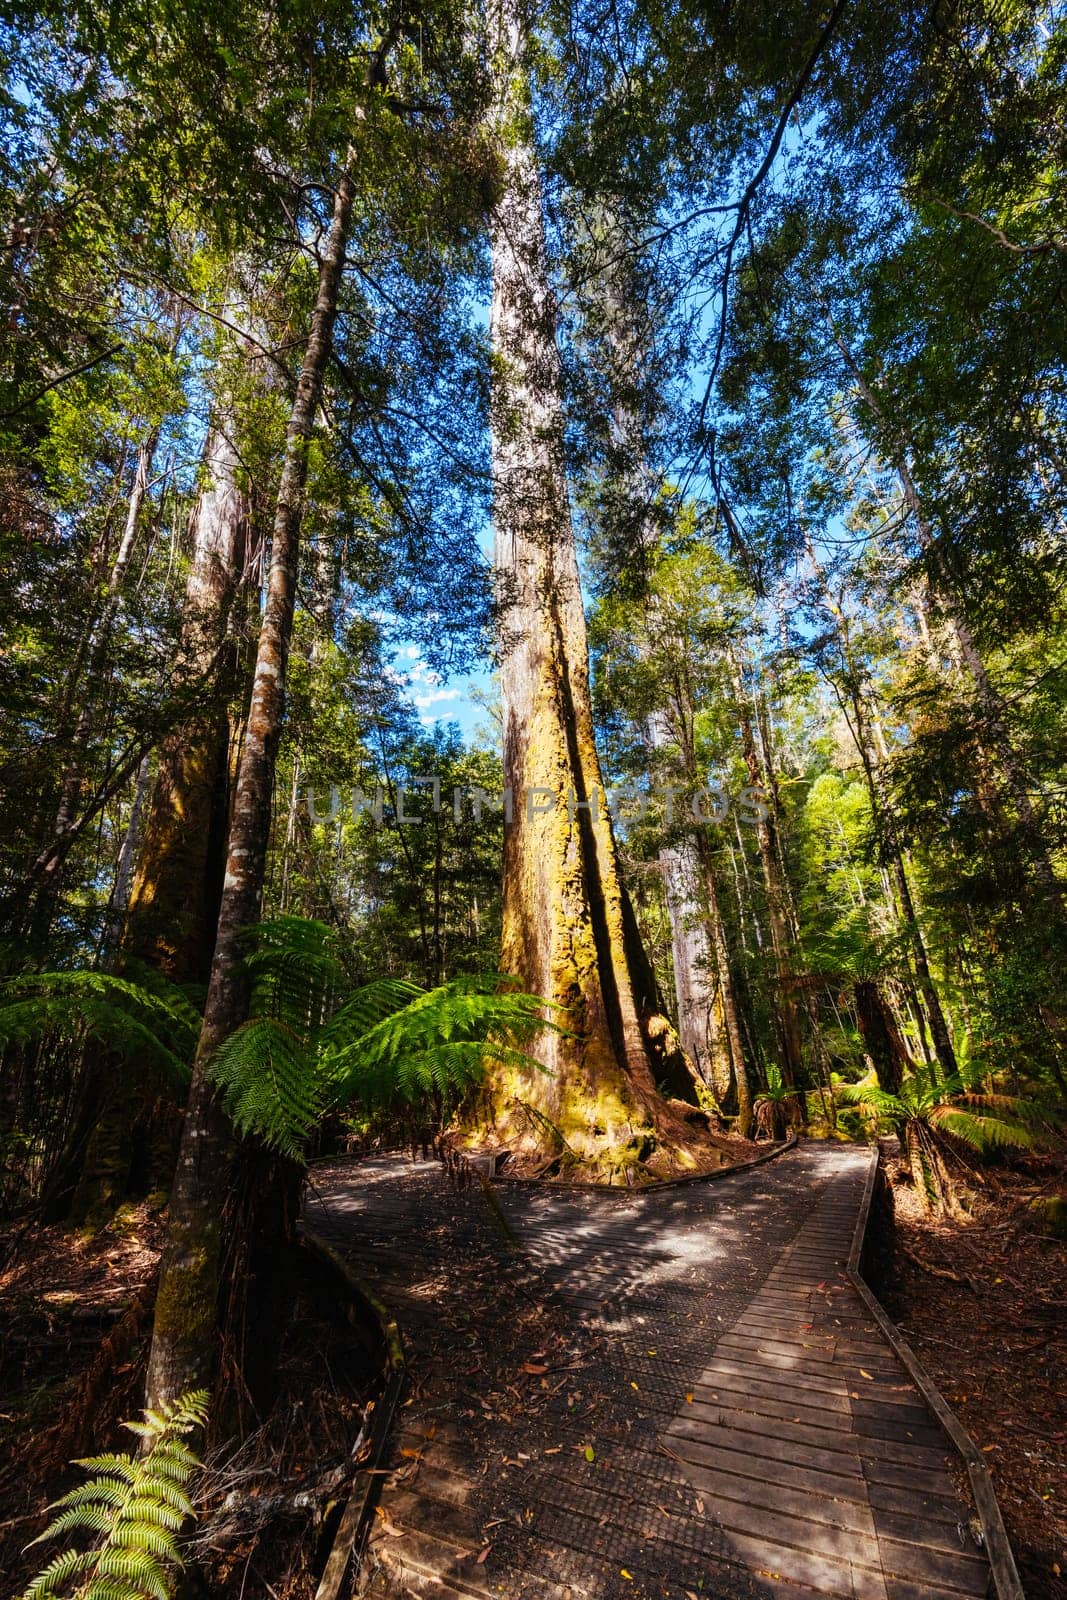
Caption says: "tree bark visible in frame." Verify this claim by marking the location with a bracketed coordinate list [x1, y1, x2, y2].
[478, 0, 699, 1174]
[145, 129, 364, 1409]
[732, 664, 805, 1089]
[125, 419, 251, 983]
[854, 978, 911, 1094]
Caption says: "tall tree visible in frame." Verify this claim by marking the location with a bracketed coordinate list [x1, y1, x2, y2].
[145, 31, 400, 1412]
[477, 0, 701, 1176]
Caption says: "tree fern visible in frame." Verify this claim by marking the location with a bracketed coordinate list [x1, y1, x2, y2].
[837, 1068, 1047, 1215]
[0, 969, 198, 1088]
[208, 921, 558, 1162]
[21, 1390, 207, 1600]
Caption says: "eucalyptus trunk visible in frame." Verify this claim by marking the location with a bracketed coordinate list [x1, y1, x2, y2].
[479, 0, 698, 1174]
[125, 419, 252, 982]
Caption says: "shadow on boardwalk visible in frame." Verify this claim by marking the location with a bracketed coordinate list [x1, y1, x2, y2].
[308, 1143, 990, 1600]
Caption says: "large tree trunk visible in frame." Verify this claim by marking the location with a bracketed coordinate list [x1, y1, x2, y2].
[658, 825, 733, 1102]
[125, 419, 251, 982]
[145, 132, 364, 1411]
[695, 831, 754, 1135]
[854, 979, 912, 1094]
[477, 0, 700, 1176]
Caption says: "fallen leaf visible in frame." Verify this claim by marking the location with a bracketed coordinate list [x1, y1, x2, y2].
[620, 1570, 633, 1581]
[476, 1546, 490, 1563]
[523, 1363, 548, 1375]
[859, 1369, 873, 1380]
[685, 1393, 694, 1403]
[584, 1444, 595, 1462]
[630, 1382, 639, 1391]
[543, 1446, 562, 1455]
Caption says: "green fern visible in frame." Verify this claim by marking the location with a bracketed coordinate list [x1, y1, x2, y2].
[0, 969, 198, 1088]
[208, 920, 558, 1162]
[21, 1390, 208, 1600]
[837, 1068, 1048, 1216]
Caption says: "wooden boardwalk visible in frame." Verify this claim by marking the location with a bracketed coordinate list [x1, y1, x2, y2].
[310, 1144, 993, 1600]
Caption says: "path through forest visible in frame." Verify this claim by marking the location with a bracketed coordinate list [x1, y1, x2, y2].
[308, 1145, 992, 1600]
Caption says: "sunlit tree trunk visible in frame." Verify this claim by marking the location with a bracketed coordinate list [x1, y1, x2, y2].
[654, 795, 733, 1100]
[478, 0, 699, 1174]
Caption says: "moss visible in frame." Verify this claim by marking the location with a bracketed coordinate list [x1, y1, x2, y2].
[151, 1232, 219, 1354]
[1030, 1194, 1067, 1240]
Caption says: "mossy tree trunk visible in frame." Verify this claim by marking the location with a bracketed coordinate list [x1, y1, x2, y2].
[145, 137, 364, 1412]
[478, 0, 700, 1176]
[854, 979, 911, 1095]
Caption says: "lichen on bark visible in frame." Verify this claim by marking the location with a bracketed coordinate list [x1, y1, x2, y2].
[472, 0, 711, 1181]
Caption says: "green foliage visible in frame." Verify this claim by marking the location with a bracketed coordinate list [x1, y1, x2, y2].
[208, 918, 556, 1161]
[837, 1069, 1046, 1156]
[838, 1066, 1052, 1214]
[0, 968, 199, 1088]
[21, 1390, 207, 1600]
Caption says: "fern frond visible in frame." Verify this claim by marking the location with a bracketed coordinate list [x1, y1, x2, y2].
[239, 917, 347, 1029]
[0, 969, 197, 1088]
[22, 1390, 206, 1600]
[21, 1547, 94, 1598]
[930, 1106, 1038, 1151]
[208, 1017, 318, 1159]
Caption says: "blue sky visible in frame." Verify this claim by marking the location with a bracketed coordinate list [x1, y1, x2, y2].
[392, 643, 498, 743]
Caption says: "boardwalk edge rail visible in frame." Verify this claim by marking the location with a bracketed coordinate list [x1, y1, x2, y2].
[847, 1148, 1024, 1600]
[300, 1225, 406, 1600]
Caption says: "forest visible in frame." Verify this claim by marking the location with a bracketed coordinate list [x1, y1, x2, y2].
[0, 0, 1064, 1596]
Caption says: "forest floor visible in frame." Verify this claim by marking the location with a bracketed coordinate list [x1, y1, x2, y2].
[0, 1202, 373, 1598]
[873, 1149, 1067, 1600]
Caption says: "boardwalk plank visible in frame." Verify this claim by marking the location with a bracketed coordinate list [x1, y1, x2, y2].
[311, 1145, 991, 1600]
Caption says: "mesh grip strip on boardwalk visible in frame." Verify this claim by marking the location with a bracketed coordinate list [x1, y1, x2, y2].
[664, 1166, 990, 1600]
[312, 1146, 995, 1600]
